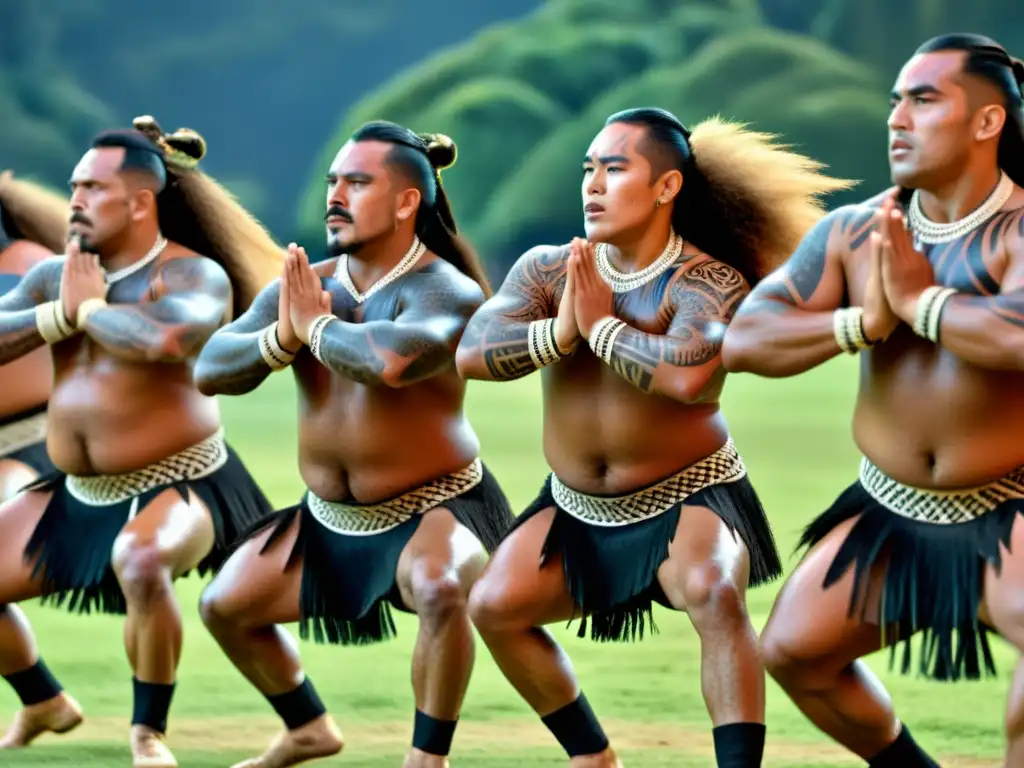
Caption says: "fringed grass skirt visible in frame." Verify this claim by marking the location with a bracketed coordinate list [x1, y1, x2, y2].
[507, 439, 782, 643]
[19, 429, 273, 615]
[0, 404, 53, 476]
[249, 459, 515, 647]
[798, 457, 1024, 682]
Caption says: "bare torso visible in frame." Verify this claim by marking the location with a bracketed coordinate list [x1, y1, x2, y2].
[294, 258, 480, 503]
[540, 245, 731, 494]
[46, 245, 224, 476]
[0, 242, 53, 421]
[841, 192, 1024, 487]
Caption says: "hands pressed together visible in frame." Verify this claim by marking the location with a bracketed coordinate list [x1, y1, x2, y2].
[862, 192, 938, 342]
[554, 237, 615, 354]
[276, 243, 332, 353]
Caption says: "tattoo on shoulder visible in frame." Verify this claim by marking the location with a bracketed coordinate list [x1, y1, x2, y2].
[503, 245, 566, 317]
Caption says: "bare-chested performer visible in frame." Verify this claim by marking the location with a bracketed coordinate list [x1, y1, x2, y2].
[194, 120, 516, 768]
[721, 34, 1024, 767]
[455, 107, 850, 767]
[0, 172, 67, 500]
[0, 115, 282, 767]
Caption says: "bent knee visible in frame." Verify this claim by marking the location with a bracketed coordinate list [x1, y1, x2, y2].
[757, 623, 823, 687]
[111, 538, 172, 600]
[413, 574, 468, 621]
[680, 561, 747, 622]
[198, 582, 237, 631]
[467, 574, 512, 633]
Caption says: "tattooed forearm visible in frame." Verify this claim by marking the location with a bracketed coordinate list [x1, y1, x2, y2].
[930, 288, 1024, 370]
[193, 280, 282, 395]
[0, 258, 63, 364]
[455, 245, 564, 381]
[602, 261, 740, 401]
[0, 308, 47, 364]
[84, 258, 230, 364]
[314, 320, 454, 387]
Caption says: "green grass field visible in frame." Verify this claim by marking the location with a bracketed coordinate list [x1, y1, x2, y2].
[0, 358, 1009, 766]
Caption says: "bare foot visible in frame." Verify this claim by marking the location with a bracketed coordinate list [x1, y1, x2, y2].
[569, 749, 622, 767]
[402, 747, 450, 767]
[0, 692, 83, 748]
[131, 725, 178, 768]
[231, 715, 344, 768]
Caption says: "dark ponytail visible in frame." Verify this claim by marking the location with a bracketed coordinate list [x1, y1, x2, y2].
[351, 121, 493, 296]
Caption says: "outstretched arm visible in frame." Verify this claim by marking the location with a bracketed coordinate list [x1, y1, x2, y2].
[455, 245, 564, 381]
[81, 257, 231, 364]
[308, 270, 484, 388]
[193, 280, 283, 396]
[592, 261, 746, 403]
[0, 258, 64, 365]
[721, 206, 867, 378]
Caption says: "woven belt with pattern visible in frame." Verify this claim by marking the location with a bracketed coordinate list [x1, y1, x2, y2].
[859, 457, 1024, 525]
[308, 458, 483, 537]
[0, 410, 47, 458]
[65, 429, 228, 512]
[551, 439, 747, 527]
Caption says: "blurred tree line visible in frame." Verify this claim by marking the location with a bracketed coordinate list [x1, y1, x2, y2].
[3, 0, 1023, 278]
[304, 0, 1024, 277]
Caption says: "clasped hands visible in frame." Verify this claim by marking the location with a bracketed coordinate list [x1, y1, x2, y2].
[276, 243, 332, 353]
[862, 192, 939, 342]
[553, 237, 617, 353]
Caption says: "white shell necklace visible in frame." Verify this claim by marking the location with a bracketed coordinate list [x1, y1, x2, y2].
[595, 232, 684, 293]
[334, 236, 426, 303]
[908, 171, 1014, 246]
[103, 235, 167, 285]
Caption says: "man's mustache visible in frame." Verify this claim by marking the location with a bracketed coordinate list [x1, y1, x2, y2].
[324, 206, 352, 223]
[69, 211, 92, 227]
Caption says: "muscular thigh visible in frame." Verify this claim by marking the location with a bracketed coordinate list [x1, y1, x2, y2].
[0, 458, 38, 504]
[395, 506, 488, 611]
[202, 513, 302, 628]
[762, 517, 886, 661]
[0, 487, 53, 604]
[981, 513, 1024, 648]
[468, 507, 577, 628]
[112, 487, 216, 579]
[656, 503, 750, 612]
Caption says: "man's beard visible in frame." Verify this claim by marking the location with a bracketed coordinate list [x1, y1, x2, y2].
[75, 234, 101, 255]
[327, 232, 365, 257]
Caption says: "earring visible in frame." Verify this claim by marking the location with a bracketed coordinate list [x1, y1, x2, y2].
[655, 199, 662, 208]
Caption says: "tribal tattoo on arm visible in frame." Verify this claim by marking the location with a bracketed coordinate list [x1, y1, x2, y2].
[924, 210, 1024, 370]
[454, 245, 563, 381]
[83, 257, 231, 364]
[719, 205, 872, 377]
[599, 260, 748, 402]
[0, 258, 64, 365]
[191, 279, 282, 395]
[313, 270, 484, 388]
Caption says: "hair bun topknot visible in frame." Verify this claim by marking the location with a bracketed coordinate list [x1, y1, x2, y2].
[420, 133, 457, 171]
[132, 114, 207, 171]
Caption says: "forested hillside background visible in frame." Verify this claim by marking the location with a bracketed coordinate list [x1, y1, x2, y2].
[4, 0, 1022, 277]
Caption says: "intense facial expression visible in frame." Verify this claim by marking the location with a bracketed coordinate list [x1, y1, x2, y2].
[888, 50, 985, 188]
[325, 140, 420, 257]
[67, 147, 137, 253]
[582, 122, 667, 244]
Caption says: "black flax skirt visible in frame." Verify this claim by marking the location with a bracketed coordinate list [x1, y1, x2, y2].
[246, 459, 515, 646]
[506, 438, 783, 643]
[798, 457, 1024, 682]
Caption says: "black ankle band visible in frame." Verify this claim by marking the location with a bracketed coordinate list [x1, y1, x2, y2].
[868, 725, 939, 768]
[3, 659, 63, 706]
[539, 692, 610, 758]
[412, 710, 458, 756]
[712, 722, 766, 767]
[266, 678, 327, 731]
[131, 677, 176, 734]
